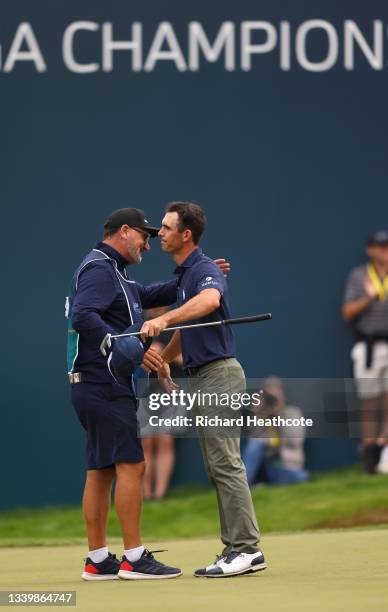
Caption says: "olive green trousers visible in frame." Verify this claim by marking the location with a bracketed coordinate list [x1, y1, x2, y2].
[188, 358, 260, 553]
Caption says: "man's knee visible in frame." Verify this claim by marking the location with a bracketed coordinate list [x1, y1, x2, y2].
[86, 466, 115, 484]
[116, 460, 146, 480]
[207, 453, 245, 482]
[157, 435, 174, 452]
[141, 437, 155, 454]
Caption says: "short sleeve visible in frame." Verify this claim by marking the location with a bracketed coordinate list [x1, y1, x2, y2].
[343, 267, 365, 303]
[195, 263, 225, 296]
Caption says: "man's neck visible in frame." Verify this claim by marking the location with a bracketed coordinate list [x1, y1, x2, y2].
[173, 244, 197, 265]
[102, 238, 129, 263]
[371, 261, 388, 277]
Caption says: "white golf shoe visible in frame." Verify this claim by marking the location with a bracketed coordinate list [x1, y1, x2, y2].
[194, 553, 226, 577]
[195, 550, 267, 578]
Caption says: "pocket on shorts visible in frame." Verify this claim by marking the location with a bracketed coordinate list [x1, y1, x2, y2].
[110, 381, 135, 401]
[373, 342, 388, 365]
[351, 342, 364, 361]
[71, 382, 111, 406]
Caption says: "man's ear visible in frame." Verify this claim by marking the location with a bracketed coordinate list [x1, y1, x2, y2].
[120, 224, 131, 238]
[182, 228, 192, 243]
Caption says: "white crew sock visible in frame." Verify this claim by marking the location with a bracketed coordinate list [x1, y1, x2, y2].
[124, 545, 145, 562]
[89, 546, 109, 563]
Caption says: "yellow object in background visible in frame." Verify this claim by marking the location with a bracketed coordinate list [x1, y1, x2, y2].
[269, 436, 280, 448]
[367, 263, 388, 301]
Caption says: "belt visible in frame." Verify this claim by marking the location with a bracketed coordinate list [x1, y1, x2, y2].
[68, 372, 82, 384]
[185, 366, 200, 377]
[185, 358, 233, 377]
[355, 333, 388, 368]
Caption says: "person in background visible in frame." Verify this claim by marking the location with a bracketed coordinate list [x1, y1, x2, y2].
[242, 378, 309, 486]
[342, 230, 388, 475]
[141, 307, 184, 500]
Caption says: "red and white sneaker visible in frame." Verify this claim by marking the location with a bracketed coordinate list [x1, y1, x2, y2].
[118, 549, 182, 580]
[81, 552, 120, 581]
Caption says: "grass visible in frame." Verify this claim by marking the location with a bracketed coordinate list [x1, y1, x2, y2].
[1, 531, 388, 611]
[0, 467, 387, 547]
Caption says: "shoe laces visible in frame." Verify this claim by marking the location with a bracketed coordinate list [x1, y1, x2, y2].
[224, 551, 241, 564]
[143, 549, 168, 567]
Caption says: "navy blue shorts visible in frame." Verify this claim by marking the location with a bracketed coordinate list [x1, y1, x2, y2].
[71, 381, 144, 470]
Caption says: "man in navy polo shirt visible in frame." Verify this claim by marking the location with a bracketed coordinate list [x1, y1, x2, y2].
[67, 208, 182, 580]
[140, 202, 266, 578]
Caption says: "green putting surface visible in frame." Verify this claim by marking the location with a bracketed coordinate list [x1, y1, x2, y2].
[1, 530, 387, 612]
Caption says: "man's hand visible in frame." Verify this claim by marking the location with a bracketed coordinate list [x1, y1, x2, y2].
[100, 333, 112, 357]
[140, 315, 169, 339]
[214, 258, 231, 277]
[364, 276, 378, 300]
[158, 362, 180, 393]
[140, 347, 164, 372]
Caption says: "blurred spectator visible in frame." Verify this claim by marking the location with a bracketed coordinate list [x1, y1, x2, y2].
[141, 307, 185, 500]
[242, 377, 309, 486]
[342, 230, 388, 475]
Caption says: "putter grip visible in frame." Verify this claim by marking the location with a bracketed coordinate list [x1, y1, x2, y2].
[223, 313, 272, 325]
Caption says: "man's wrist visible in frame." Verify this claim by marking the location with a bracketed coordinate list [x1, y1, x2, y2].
[363, 294, 375, 305]
[161, 350, 172, 363]
[162, 311, 176, 327]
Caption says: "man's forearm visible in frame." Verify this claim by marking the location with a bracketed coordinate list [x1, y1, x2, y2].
[163, 290, 220, 326]
[342, 296, 373, 322]
[162, 330, 182, 363]
[140, 289, 221, 338]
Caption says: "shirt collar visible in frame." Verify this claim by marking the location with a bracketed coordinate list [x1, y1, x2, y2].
[174, 247, 203, 275]
[95, 241, 128, 272]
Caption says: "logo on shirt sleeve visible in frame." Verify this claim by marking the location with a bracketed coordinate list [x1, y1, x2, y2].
[200, 275, 221, 289]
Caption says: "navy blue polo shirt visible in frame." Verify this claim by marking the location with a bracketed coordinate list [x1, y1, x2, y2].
[175, 248, 236, 369]
[70, 242, 178, 383]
